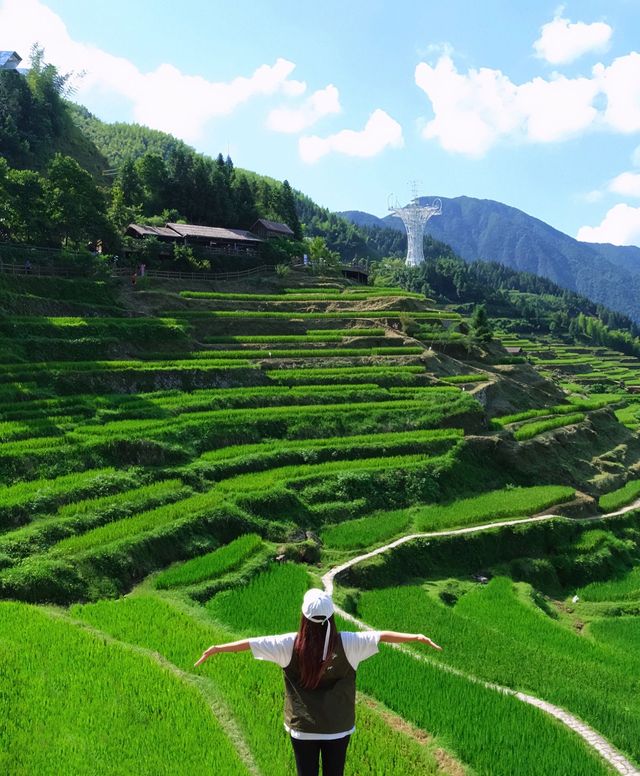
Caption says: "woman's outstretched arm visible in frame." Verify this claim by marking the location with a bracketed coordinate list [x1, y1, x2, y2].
[195, 639, 251, 666]
[379, 631, 442, 650]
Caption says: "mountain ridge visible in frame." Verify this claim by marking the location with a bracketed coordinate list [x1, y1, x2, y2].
[340, 196, 640, 323]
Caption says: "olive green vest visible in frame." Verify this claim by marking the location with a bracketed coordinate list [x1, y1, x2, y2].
[283, 633, 356, 735]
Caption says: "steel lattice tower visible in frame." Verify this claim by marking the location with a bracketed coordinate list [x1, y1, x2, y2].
[389, 187, 442, 267]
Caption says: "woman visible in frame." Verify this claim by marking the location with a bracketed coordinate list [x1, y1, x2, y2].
[195, 588, 441, 776]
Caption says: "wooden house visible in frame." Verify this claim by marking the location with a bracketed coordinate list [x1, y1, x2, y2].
[250, 218, 294, 240]
[125, 222, 263, 257]
[166, 223, 263, 256]
[125, 224, 181, 243]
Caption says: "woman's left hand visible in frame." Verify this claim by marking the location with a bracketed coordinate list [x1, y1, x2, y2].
[416, 634, 443, 651]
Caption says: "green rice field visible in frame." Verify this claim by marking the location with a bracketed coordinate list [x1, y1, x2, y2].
[2, 273, 640, 775]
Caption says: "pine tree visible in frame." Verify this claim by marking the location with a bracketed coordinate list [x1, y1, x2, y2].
[471, 304, 493, 344]
[280, 180, 303, 239]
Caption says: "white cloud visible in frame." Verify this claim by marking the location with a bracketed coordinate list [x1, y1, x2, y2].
[267, 84, 341, 134]
[282, 80, 307, 98]
[582, 190, 604, 204]
[299, 109, 403, 163]
[0, 0, 304, 142]
[632, 145, 640, 168]
[577, 204, 640, 246]
[415, 56, 518, 157]
[414, 55, 598, 156]
[533, 11, 612, 65]
[609, 172, 640, 197]
[516, 74, 599, 142]
[594, 53, 640, 134]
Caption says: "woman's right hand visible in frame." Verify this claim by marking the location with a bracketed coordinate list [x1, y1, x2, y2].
[194, 645, 218, 666]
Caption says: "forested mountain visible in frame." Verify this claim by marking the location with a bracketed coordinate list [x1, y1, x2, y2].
[0, 48, 106, 178]
[0, 48, 456, 265]
[0, 53, 431, 263]
[375, 254, 640, 357]
[341, 197, 640, 323]
[0, 53, 306, 252]
[66, 103, 195, 169]
[591, 242, 640, 276]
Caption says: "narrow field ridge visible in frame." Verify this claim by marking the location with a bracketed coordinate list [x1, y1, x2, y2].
[322, 500, 640, 776]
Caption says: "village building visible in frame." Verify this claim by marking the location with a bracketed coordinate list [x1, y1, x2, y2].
[0, 51, 28, 74]
[125, 221, 264, 258]
[165, 223, 263, 256]
[125, 224, 182, 243]
[250, 218, 294, 240]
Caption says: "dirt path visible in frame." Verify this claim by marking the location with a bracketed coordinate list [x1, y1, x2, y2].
[322, 499, 640, 776]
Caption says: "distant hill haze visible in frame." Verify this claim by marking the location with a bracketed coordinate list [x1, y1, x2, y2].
[340, 196, 640, 323]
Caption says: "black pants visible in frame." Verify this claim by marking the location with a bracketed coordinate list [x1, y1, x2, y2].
[290, 735, 351, 776]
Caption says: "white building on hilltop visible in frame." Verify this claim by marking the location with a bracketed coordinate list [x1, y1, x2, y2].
[0, 51, 27, 74]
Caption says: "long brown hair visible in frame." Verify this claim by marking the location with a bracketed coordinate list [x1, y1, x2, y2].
[293, 614, 338, 690]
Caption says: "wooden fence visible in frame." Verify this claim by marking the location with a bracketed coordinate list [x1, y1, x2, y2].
[0, 258, 368, 284]
[112, 264, 279, 282]
[0, 261, 93, 278]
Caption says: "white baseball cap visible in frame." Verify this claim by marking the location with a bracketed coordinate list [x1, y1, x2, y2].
[302, 589, 335, 660]
[302, 588, 334, 623]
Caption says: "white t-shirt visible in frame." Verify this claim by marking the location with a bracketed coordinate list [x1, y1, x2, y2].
[249, 630, 381, 741]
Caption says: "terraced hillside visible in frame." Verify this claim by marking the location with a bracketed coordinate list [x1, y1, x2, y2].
[2, 270, 640, 775]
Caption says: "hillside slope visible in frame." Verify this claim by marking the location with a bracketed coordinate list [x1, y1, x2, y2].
[66, 102, 196, 168]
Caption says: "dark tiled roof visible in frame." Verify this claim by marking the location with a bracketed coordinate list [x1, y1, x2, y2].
[166, 223, 262, 242]
[253, 218, 294, 235]
[126, 224, 181, 239]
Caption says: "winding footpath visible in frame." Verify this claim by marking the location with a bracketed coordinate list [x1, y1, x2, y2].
[321, 500, 640, 776]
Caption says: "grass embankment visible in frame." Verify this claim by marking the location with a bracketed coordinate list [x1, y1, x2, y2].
[183, 346, 424, 359]
[0, 601, 249, 775]
[179, 289, 424, 301]
[599, 479, 640, 512]
[0, 468, 141, 529]
[170, 309, 460, 320]
[514, 414, 585, 441]
[154, 534, 263, 589]
[0, 479, 189, 561]
[205, 328, 386, 343]
[183, 428, 461, 484]
[321, 485, 575, 550]
[357, 577, 640, 767]
[0, 384, 428, 423]
[494, 398, 615, 427]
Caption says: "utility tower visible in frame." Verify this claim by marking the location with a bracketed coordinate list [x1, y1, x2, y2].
[388, 184, 441, 267]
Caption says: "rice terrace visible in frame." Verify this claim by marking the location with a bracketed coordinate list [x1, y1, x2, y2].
[4, 3, 640, 775]
[3, 265, 640, 775]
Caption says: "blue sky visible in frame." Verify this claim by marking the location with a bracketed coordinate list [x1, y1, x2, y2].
[3, 0, 640, 246]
